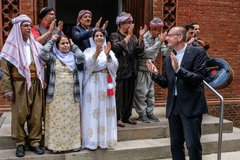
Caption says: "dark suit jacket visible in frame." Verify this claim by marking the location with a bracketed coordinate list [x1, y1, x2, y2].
[153, 45, 208, 118]
[71, 25, 94, 52]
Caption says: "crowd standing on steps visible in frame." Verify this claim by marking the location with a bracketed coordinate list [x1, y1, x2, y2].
[0, 6, 208, 159]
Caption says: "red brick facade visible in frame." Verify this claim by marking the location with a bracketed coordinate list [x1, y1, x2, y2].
[1, 0, 240, 127]
[153, 0, 240, 127]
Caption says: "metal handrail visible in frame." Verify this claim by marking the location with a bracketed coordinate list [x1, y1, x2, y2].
[203, 80, 224, 160]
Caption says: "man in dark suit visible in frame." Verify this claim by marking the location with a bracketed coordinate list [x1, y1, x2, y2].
[146, 26, 208, 160]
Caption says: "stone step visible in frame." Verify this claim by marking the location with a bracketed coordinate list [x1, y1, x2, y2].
[0, 110, 234, 149]
[0, 116, 6, 128]
[0, 128, 240, 160]
[118, 114, 233, 141]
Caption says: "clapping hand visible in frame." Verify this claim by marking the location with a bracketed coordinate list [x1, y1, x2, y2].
[128, 24, 134, 37]
[146, 60, 158, 76]
[96, 44, 102, 55]
[104, 42, 111, 57]
[170, 51, 179, 72]
[49, 20, 56, 33]
[139, 25, 147, 42]
[102, 20, 109, 31]
[159, 32, 167, 44]
[57, 20, 63, 32]
[51, 34, 59, 41]
[139, 25, 148, 37]
[95, 17, 102, 29]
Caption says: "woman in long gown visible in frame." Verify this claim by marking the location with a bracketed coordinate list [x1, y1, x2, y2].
[40, 35, 84, 152]
[82, 29, 118, 150]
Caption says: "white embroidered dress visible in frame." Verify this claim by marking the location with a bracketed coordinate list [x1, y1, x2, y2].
[82, 48, 118, 150]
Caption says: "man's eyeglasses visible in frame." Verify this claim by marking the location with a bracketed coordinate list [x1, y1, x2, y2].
[21, 24, 31, 28]
[166, 33, 181, 37]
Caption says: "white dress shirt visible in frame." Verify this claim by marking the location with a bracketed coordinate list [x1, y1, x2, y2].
[174, 43, 187, 95]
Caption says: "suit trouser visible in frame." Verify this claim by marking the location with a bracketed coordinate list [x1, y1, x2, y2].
[115, 76, 135, 121]
[134, 70, 155, 116]
[168, 97, 203, 160]
[11, 80, 43, 147]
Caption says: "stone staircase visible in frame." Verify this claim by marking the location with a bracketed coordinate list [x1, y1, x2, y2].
[0, 108, 240, 160]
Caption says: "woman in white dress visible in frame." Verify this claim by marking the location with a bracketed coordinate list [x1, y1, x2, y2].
[82, 29, 118, 150]
[40, 35, 84, 152]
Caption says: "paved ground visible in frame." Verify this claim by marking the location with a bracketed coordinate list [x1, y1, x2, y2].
[160, 151, 240, 160]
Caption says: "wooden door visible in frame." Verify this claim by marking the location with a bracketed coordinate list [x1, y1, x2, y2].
[122, 0, 153, 36]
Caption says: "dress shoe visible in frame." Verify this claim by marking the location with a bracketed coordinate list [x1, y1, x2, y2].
[29, 146, 45, 155]
[16, 145, 25, 157]
[117, 120, 125, 127]
[139, 115, 151, 123]
[124, 118, 137, 125]
[147, 114, 160, 122]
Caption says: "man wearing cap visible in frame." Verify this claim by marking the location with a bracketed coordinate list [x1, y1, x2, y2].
[72, 10, 108, 51]
[109, 12, 147, 127]
[32, 7, 63, 45]
[134, 17, 168, 123]
[1, 15, 45, 157]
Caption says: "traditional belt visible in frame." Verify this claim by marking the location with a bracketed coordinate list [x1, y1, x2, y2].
[93, 68, 109, 73]
[11, 66, 37, 81]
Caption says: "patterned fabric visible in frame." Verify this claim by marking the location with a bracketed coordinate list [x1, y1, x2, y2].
[138, 31, 168, 71]
[82, 48, 118, 150]
[109, 31, 144, 80]
[149, 17, 164, 29]
[44, 59, 81, 151]
[0, 14, 45, 90]
[116, 12, 133, 25]
[40, 40, 84, 103]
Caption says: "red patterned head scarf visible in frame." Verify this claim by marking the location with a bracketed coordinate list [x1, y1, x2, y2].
[116, 12, 133, 25]
[0, 14, 45, 90]
[149, 17, 164, 29]
[77, 10, 92, 25]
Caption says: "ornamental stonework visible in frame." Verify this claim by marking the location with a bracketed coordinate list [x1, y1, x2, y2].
[163, 0, 177, 31]
[1, 0, 20, 43]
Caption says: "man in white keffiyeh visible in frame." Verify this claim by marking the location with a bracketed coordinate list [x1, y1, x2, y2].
[0, 14, 45, 157]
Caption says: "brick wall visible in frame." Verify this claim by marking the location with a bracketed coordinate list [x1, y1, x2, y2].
[176, 0, 240, 100]
[153, 0, 240, 127]
[208, 104, 240, 128]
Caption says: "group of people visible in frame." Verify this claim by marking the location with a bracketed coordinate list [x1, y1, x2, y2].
[0, 6, 209, 160]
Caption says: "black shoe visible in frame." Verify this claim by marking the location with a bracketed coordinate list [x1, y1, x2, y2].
[139, 115, 151, 123]
[123, 118, 137, 125]
[147, 114, 159, 122]
[16, 145, 25, 157]
[29, 146, 45, 155]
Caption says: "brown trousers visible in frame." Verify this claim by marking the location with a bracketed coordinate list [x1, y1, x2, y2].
[11, 80, 43, 147]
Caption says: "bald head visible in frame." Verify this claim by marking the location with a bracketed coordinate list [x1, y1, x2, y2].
[166, 26, 187, 50]
[169, 26, 187, 42]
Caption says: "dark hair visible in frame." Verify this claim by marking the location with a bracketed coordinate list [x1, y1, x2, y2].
[184, 24, 194, 31]
[92, 28, 106, 39]
[38, 7, 54, 19]
[56, 35, 70, 49]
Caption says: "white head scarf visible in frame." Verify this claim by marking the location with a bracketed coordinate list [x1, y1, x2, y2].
[0, 14, 45, 90]
[53, 44, 76, 71]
